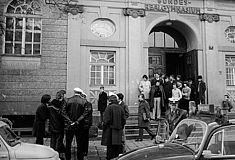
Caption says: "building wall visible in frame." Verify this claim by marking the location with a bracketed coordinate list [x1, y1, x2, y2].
[1, 0, 235, 116]
[0, 0, 67, 115]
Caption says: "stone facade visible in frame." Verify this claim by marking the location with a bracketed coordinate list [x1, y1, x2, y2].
[1, 0, 235, 118]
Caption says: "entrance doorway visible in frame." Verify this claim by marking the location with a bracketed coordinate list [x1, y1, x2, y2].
[148, 22, 198, 81]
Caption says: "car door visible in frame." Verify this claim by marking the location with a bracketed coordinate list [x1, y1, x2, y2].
[0, 137, 9, 160]
[201, 125, 235, 160]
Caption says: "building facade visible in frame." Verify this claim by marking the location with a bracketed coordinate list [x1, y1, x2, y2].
[0, 0, 235, 121]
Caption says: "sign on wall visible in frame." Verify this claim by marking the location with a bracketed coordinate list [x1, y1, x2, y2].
[145, 0, 200, 15]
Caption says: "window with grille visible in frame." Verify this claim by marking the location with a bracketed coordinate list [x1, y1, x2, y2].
[225, 56, 235, 86]
[90, 51, 115, 86]
[4, 0, 41, 55]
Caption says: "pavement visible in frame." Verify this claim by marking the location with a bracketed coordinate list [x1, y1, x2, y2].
[21, 137, 155, 160]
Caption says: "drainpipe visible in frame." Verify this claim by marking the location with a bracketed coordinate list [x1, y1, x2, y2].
[202, 0, 209, 104]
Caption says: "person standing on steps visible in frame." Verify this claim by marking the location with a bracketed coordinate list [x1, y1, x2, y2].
[196, 75, 206, 105]
[136, 94, 156, 141]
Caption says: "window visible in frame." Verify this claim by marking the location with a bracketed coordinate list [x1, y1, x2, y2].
[225, 56, 235, 86]
[4, 0, 41, 55]
[207, 126, 235, 157]
[90, 51, 115, 86]
[149, 55, 162, 65]
[148, 32, 179, 48]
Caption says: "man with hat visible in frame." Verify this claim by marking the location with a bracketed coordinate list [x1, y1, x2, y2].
[166, 98, 187, 134]
[63, 87, 87, 160]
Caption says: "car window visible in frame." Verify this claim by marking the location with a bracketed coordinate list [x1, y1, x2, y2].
[0, 126, 19, 147]
[223, 126, 235, 155]
[170, 119, 207, 152]
[207, 125, 235, 156]
[207, 130, 223, 155]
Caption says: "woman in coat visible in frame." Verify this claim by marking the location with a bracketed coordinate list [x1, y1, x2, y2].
[136, 94, 156, 141]
[32, 94, 51, 145]
[101, 95, 126, 160]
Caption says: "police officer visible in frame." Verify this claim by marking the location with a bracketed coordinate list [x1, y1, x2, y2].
[64, 88, 86, 160]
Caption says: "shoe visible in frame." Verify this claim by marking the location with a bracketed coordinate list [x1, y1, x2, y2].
[135, 139, 143, 142]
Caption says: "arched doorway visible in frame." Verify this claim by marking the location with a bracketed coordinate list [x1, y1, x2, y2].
[148, 20, 198, 81]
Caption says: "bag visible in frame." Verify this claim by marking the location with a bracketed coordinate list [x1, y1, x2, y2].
[89, 125, 98, 138]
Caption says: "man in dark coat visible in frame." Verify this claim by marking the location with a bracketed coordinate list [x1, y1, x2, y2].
[163, 76, 173, 111]
[188, 78, 197, 102]
[101, 94, 126, 160]
[149, 80, 166, 119]
[48, 91, 66, 159]
[196, 75, 206, 105]
[136, 94, 156, 141]
[63, 87, 86, 160]
[98, 86, 108, 123]
[80, 91, 93, 158]
[33, 94, 51, 145]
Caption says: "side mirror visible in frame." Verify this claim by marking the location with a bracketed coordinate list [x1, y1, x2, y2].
[202, 150, 212, 159]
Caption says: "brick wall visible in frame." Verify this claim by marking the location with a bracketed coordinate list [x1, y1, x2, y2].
[0, 0, 68, 115]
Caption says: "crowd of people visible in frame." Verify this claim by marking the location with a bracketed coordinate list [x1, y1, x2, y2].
[32, 88, 92, 160]
[139, 73, 207, 119]
[32, 86, 129, 160]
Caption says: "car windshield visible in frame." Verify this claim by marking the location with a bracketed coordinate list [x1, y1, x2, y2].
[169, 119, 207, 152]
[0, 125, 20, 147]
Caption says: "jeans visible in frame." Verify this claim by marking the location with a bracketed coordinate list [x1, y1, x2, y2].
[153, 97, 161, 119]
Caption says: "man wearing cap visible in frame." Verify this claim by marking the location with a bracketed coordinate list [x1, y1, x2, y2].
[196, 75, 206, 104]
[80, 91, 93, 159]
[63, 87, 86, 160]
[166, 98, 187, 134]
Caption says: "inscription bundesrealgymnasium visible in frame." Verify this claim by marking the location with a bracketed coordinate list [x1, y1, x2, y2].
[145, 0, 200, 15]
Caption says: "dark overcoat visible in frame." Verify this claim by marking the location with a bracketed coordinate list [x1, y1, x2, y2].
[138, 100, 151, 128]
[32, 103, 49, 138]
[197, 81, 206, 101]
[98, 91, 108, 112]
[101, 102, 126, 146]
[48, 99, 65, 133]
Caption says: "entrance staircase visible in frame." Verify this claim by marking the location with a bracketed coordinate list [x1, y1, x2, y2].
[92, 113, 169, 141]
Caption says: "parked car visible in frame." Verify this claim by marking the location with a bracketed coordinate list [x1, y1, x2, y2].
[0, 120, 60, 160]
[118, 113, 235, 160]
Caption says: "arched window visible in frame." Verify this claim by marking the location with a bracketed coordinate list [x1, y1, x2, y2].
[4, 0, 42, 55]
[148, 31, 179, 48]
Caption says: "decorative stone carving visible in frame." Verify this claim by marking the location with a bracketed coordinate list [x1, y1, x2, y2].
[63, 4, 84, 15]
[199, 13, 220, 23]
[123, 8, 145, 18]
[225, 26, 235, 43]
[45, 0, 84, 15]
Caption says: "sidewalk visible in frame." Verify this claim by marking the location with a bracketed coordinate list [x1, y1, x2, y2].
[21, 137, 155, 160]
